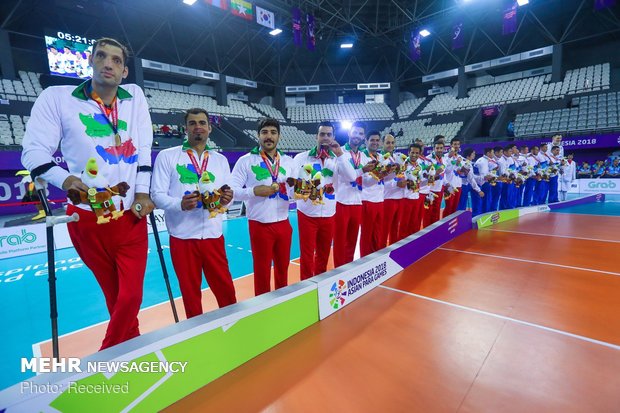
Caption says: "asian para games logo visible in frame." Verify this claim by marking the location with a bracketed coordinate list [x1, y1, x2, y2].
[490, 212, 501, 224]
[329, 279, 348, 309]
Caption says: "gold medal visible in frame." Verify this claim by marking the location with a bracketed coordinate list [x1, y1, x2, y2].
[114, 133, 122, 146]
[87, 188, 97, 197]
[271, 183, 279, 191]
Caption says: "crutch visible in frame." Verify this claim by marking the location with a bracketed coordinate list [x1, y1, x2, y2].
[148, 211, 179, 323]
[34, 178, 79, 360]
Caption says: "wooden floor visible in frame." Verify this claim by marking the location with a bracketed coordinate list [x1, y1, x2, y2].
[165, 211, 620, 413]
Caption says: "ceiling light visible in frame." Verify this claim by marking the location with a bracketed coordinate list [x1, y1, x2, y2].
[340, 43, 353, 49]
[269, 28, 283, 36]
[419, 29, 431, 37]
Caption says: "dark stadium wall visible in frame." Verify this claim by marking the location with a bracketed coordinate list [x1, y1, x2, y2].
[564, 40, 620, 74]
[11, 47, 49, 75]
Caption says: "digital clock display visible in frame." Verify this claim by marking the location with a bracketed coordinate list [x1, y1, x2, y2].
[55, 32, 96, 46]
[44, 30, 97, 79]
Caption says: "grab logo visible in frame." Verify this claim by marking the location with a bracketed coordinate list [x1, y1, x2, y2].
[0, 229, 37, 247]
[587, 181, 617, 190]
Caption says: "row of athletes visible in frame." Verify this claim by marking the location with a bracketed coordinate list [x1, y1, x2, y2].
[24, 37, 439, 351]
[20, 36, 571, 353]
[458, 138, 576, 215]
[150, 113, 493, 324]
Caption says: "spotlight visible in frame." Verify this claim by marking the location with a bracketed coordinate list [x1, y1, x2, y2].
[341, 120, 352, 130]
[419, 29, 431, 37]
[340, 43, 353, 49]
[269, 28, 283, 36]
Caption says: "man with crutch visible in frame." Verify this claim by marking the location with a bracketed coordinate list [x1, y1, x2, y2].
[22, 37, 155, 350]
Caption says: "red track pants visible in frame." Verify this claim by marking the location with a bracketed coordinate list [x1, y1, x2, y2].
[360, 201, 385, 257]
[169, 236, 237, 319]
[399, 195, 426, 239]
[67, 205, 147, 350]
[382, 199, 401, 246]
[443, 187, 462, 217]
[423, 190, 444, 228]
[297, 211, 335, 280]
[333, 203, 362, 268]
[248, 219, 292, 296]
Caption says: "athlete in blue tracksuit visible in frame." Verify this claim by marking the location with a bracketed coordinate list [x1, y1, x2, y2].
[500, 146, 517, 210]
[522, 146, 539, 207]
[457, 148, 485, 216]
[515, 146, 529, 207]
[491, 146, 504, 211]
[536, 144, 551, 205]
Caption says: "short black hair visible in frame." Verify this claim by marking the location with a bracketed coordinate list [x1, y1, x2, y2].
[494, 146, 503, 152]
[367, 130, 381, 139]
[450, 137, 461, 144]
[551, 145, 560, 151]
[433, 140, 445, 147]
[519, 145, 527, 151]
[463, 148, 475, 158]
[92, 37, 130, 65]
[484, 147, 493, 155]
[258, 118, 280, 134]
[531, 145, 539, 150]
[409, 143, 422, 152]
[351, 121, 366, 131]
[503, 145, 512, 152]
[184, 108, 210, 124]
[318, 121, 334, 131]
[433, 135, 445, 144]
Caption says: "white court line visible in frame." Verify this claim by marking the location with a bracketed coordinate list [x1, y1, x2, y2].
[379, 285, 620, 351]
[120, 350, 173, 413]
[481, 228, 620, 244]
[438, 247, 620, 277]
[290, 261, 300, 266]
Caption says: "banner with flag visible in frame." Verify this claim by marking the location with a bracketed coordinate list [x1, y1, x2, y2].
[452, 20, 464, 50]
[594, 0, 616, 10]
[410, 31, 421, 62]
[204, 0, 228, 9]
[502, 2, 517, 35]
[292, 7, 302, 47]
[231, 0, 253, 20]
[256, 6, 275, 29]
[307, 13, 316, 51]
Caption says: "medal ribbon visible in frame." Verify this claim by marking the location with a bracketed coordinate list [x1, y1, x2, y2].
[435, 154, 443, 168]
[350, 150, 361, 168]
[261, 151, 281, 182]
[89, 87, 120, 144]
[187, 150, 209, 178]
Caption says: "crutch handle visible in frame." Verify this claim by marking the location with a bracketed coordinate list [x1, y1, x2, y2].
[46, 213, 79, 227]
